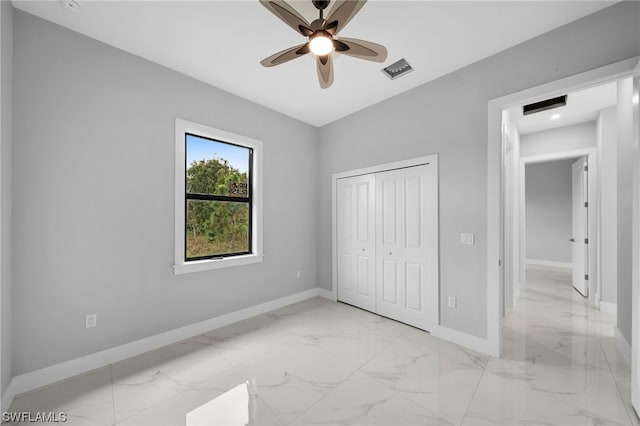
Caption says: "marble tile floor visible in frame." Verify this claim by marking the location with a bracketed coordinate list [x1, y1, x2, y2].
[6, 265, 639, 425]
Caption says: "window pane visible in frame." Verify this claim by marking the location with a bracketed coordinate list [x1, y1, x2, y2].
[186, 134, 250, 197]
[186, 200, 250, 258]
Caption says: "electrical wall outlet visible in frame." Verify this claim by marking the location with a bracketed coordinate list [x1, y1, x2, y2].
[296, 270, 301, 280]
[85, 313, 97, 329]
[448, 296, 457, 309]
[460, 233, 475, 245]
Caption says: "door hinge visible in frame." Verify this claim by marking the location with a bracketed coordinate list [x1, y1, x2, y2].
[585, 274, 589, 280]
[584, 238, 589, 244]
[584, 202, 588, 208]
[498, 260, 501, 266]
[584, 165, 588, 172]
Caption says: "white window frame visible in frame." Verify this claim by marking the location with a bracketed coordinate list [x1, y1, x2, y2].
[174, 118, 263, 274]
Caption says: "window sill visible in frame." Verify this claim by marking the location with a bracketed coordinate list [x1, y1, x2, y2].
[173, 253, 263, 275]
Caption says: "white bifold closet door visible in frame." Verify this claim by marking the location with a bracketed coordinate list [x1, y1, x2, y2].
[336, 174, 376, 312]
[336, 163, 437, 331]
[375, 165, 432, 330]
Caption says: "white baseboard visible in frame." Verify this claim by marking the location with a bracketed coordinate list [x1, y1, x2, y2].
[1, 379, 16, 412]
[6, 287, 325, 405]
[526, 259, 573, 269]
[431, 325, 496, 357]
[615, 327, 632, 367]
[600, 301, 617, 315]
[318, 288, 336, 301]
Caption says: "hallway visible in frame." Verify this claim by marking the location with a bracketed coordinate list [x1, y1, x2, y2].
[465, 265, 638, 425]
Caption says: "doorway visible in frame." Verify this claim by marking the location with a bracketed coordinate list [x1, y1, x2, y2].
[488, 57, 640, 415]
[518, 155, 592, 300]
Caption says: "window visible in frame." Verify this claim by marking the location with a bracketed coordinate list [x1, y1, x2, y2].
[175, 119, 263, 274]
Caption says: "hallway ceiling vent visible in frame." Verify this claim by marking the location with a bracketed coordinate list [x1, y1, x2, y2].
[381, 58, 414, 80]
[523, 95, 567, 115]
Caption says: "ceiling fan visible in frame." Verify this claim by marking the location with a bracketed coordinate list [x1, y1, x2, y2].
[259, 0, 388, 89]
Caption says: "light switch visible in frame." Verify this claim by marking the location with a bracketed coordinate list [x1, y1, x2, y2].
[460, 233, 475, 245]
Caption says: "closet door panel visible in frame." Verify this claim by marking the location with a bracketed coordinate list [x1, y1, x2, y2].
[382, 259, 399, 303]
[400, 165, 431, 329]
[376, 165, 432, 330]
[405, 262, 422, 311]
[357, 255, 371, 296]
[336, 180, 355, 297]
[336, 174, 375, 311]
[405, 176, 422, 248]
[376, 169, 405, 317]
[381, 179, 398, 246]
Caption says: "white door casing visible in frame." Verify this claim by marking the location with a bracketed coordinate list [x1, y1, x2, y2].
[571, 157, 588, 297]
[630, 59, 640, 417]
[336, 174, 376, 312]
[489, 58, 638, 358]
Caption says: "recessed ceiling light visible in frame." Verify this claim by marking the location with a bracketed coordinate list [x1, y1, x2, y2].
[551, 114, 560, 120]
[59, 0, 81, 12]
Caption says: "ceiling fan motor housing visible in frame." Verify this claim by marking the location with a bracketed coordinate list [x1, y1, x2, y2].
[312, 0, 330, 10]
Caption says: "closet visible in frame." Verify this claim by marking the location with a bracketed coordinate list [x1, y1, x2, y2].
[335, 158, 438, 331]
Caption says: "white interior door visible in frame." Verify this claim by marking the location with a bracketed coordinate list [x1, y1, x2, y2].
[571, 157, 588, 297]
[375, 165, 432, 330]
[336, 174, 376, 311]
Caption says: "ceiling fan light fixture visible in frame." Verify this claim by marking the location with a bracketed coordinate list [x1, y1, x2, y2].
[309, 31, 334, 56]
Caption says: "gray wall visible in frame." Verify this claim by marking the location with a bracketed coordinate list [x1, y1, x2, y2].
[317, 1, 640, 339]
[520, 122, 597, 158]
[0, 0, 13, 396]
[617, 78, 633, 344]
[525, 160, 574, 264]
[12, 10, 319, 375]
[597, 107, 618, 305]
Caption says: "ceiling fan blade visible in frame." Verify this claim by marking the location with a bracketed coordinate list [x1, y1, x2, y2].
[325, 0, 367, 34]
[333, 39, 350, 52]
[316, 54, 334, 89]
[260, 43, 308, 67]
[337, 37, 387, 62]
[259, 0, 313, 36]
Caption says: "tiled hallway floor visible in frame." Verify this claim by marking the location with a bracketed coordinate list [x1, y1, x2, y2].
[6, 266, 640, 425]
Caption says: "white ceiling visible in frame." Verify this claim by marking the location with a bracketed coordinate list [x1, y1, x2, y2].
[12, 0, 616, 127]
[507, 82, 618, 135]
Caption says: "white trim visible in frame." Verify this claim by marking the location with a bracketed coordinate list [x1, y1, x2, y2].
[331, 155, 439, 334]
[331, 156, 434, 181]
[630, 60, 640, 413]
[617, 327, 632, 367]
[488, 57, 639, 358]
[600, 301, 617, 315]
[521, 149, 596, 164]
[6, 287, 324, 400]
[318, 288, 336, 301]
[525, 259, 573, 269]
[431, 325, 495, 356]
[173, 118, 264, 274]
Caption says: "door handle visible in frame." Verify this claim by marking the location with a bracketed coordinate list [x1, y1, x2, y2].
[569, 238, 575, 242]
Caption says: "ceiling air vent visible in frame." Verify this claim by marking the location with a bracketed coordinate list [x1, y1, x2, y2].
[382, 58, 413, 80]
[523, 95, 567, 115]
